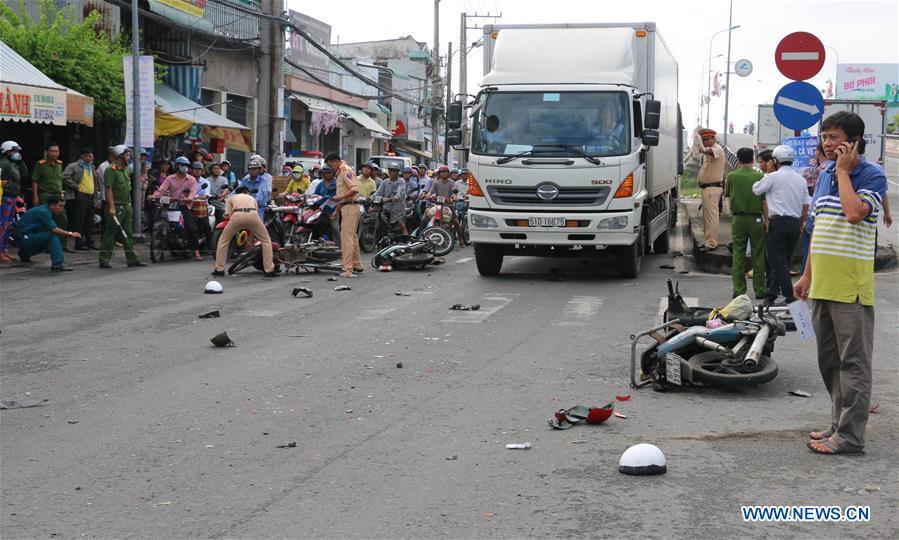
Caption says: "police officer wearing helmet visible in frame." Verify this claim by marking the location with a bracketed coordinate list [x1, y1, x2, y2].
[99, 145, 146, 268]
[752, 144, 810, 305]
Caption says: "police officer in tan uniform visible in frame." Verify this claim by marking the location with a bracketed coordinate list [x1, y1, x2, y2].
[325, 152, 363, 277]
[212, 186, 278, 277]
[697, 128, 726, 251]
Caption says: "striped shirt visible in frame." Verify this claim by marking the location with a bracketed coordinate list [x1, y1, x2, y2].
[809, 156, 887, 305]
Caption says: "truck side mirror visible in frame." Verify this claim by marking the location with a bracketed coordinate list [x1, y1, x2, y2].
[448, 101, 463, 129]
[644, 100, 661, 130]
[642, 129, 660, 147]
[447, 128, 463, 147]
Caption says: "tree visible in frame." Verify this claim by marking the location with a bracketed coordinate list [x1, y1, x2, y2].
[0, 0, 131, 121]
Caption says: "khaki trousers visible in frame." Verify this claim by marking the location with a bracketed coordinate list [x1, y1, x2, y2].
[812, 299, 874, 450]
[340, 204, 363, 271]
[701, 186, 722, 248]
[215, 211, 274, 272]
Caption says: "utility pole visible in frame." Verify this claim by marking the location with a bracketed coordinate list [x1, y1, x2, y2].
[431, 0, 440, 165]
[723, 0, 734, 146]
[130, 0, 141, 236]
[444, 41, 452, 165]
[271, 0, 284, 171]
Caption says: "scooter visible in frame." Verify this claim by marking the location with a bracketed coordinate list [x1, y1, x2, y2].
[371, 236, 436, 270]
[416, 195, 456, 257]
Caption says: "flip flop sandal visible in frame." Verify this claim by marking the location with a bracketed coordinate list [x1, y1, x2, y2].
[809, 428, 834, 440]
[548, 409, 579, 430]
[807, 439, 865, 456]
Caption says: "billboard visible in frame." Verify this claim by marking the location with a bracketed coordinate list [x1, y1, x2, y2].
[780, 136, 818, 170]
[835, 63, 899, 102]
[289, 11, 331, 75]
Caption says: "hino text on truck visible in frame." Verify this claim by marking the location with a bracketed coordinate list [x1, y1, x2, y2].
[447, 23, 684, 277]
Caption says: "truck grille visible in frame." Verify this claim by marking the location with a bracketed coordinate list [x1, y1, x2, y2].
[487, 185, 611, 206]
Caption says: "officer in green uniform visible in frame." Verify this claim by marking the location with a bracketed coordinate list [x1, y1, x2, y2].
[31, 142, 68, 249]
[725, 147, 766, 298]
[99, 145, 146, 269]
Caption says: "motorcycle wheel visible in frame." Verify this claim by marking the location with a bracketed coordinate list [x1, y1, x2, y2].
[210, 228, 240, 261]
[149, 224, 166, 263]
[421, 226, 454, 257]
[393, 251, 434, 268]
[308, 244, 341, 263]
[360, 218, 378, 253]
[228, 245, 262, 275]
[462, 220, 470, 244]
[687, 351, 778, 387]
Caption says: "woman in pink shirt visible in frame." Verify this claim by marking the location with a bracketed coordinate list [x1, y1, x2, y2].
[151, 156, 203, 260]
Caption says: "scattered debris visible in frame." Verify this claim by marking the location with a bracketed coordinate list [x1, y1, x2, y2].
[869, 404, 880, 414]
[615, 394, 631, 401]
[378, 265, 393, 272]
[843, 485, 881, 495]
[67, 420, 79, 425]
[505, 442, 531, 450]
[396, 362, 403, 369]
[789, 390, 812, 397]
[678, 270, 689, 274]
[334, 286, 352, 291]
[659, 264, 675, 270]
[614, 411, 627, 419]
[327, 277, 338, 281]
[550, 403, 614, 430]
[210, 332, 236, 347]
[445, 455, 458, 460]
[345, 409, 353, 413]
[484, 512, 496, 518]
[449, 304, 480, 311]
[394, 291, 412, 296]
[618, 443, 667, 476]
[276, 442, 298, 448]
[291, 287, 313, 298]
[0, 398, 48, 410]
[205, 445, 214, 448]
[571, 440, 587, 444]
[198, 310, 221, 319]
[152, 501, 174, 507]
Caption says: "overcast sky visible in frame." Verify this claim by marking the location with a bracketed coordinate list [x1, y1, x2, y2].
[287, 0, 898, 132]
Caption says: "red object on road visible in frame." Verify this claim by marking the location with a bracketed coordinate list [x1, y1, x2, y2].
[615, 394, 631, 401]
[775, 32, 825, 80]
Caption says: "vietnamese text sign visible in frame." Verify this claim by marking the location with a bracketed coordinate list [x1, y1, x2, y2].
[835, 63, 899, 102]
[0, 82, 66, 126]
[158, 0, 205, 18]
[781, 136, 818, 170]
[123, 55, 156, 148]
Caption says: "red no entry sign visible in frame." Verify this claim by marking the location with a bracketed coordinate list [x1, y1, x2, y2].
[775, 32, 825, 80]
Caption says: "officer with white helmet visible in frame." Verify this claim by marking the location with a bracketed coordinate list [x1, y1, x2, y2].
[752, 144, 811, 305]
[0, 141, 30, 261]
[237, 157, 272, 219]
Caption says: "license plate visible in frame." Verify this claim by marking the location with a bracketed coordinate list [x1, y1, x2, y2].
[436, 196, 447, 203]
[528, 217, 566, 227]
[166, 211, 182, 222]
[665, 354, 682, 386]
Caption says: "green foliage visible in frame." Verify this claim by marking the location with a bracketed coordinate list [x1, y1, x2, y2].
[680, 173, 701, 199]
[0, 0, 131, 121]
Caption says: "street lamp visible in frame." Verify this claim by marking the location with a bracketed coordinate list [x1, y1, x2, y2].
[699, 53, 724, 125]
[705, 24, 740, 126]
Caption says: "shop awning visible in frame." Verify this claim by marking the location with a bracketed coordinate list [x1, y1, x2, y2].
[336, 104, 393, 139]
[1, 40, 67, 126]
[291, 93, 339, 113]
[155, 84, 250, 140]
[395, 143, 433, 160]
[66, 89, 94, 127]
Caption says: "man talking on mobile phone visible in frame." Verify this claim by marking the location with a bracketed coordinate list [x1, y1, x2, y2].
[794, 111, 887, 456]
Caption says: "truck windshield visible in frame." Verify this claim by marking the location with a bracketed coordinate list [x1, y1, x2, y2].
[471, 91, 631, 157]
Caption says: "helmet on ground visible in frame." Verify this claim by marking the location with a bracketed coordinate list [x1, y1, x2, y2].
[772, 144, 796, 164]
[175, 156, 191, 166]
[618, 443, 667, 476]
[204, 280, 223, 294]
[1, 141, 21, 153]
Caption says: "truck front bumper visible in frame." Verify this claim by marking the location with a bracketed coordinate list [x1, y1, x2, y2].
[468, 208, 639, 247]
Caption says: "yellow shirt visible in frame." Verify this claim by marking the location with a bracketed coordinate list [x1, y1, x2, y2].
[357, 176, 377, 198]
[78, 167, 95, 195]
[284, 176, 310, 194]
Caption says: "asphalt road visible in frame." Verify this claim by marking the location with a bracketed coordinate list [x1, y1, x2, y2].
[2, 226, 897, 538]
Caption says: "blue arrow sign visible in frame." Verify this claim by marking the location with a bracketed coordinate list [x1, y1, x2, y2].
[773, 81, 824, 131]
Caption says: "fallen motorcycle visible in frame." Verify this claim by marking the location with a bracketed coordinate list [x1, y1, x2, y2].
[629, 280, 789, 391]
[228, 238, 342, 275]
[371, 235, 436, 270]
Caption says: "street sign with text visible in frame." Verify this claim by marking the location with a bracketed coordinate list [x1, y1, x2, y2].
[774, 81, 824, 130]
[775, 32, 825, 80]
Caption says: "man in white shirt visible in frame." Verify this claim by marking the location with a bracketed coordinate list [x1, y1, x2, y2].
[752, 144, 810, 305]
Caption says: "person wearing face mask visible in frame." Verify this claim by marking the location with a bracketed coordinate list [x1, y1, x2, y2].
[284, 166, 310, 195]
[0, 141, 29, 262]
[152, 156, 203, 260]
[62, 148, 102, 250]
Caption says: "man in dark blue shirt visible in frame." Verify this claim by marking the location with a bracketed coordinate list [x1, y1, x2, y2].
[16, 195, 80, 271]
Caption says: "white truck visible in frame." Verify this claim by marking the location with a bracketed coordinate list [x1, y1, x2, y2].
[449, 23, 683, 277]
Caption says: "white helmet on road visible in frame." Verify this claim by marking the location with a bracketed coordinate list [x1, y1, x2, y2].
[772, 145, 796, 164]
[204, 280, 223, 294]
[618, 443, 667, 476]
[1, 141, 21, 153]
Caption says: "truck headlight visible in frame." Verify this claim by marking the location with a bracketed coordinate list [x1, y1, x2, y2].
[470, 214, 498, 228]
[598, 216, 629, 230]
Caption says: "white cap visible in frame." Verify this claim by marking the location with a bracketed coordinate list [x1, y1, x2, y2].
[618, 443, 667, 476]
[1, 141, 21, 153]
[772, 144, 796, 163]
[204, 280, 223, 294]
[113, 144, 131, 158]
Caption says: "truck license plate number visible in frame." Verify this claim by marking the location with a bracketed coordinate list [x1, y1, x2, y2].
[665, 355, 682, 386]
[528, 217, 566, 227]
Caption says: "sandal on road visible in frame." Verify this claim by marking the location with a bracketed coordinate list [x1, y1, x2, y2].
[809, 428, 834, 440]
[807, 438, 865, 456]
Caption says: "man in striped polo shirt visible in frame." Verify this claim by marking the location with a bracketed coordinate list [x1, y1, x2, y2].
[794, 111, 887, 456]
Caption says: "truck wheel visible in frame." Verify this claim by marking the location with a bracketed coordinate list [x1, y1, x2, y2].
[474, 243, 503, 276]
[616, 238, 642, 278]
[653, 227, 671, 254]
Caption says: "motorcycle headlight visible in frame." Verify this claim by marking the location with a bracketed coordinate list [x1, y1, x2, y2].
[470, 214, 498, 228]
[598, 216, 629, 230]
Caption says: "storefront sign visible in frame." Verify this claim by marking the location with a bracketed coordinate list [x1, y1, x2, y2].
[0, 82, 67, 126]
[158, 0, 205, 18]
[203, 126, 253, 153]
[835, 63, 899, 102]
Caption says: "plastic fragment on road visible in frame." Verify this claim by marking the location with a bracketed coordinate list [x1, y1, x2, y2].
[446, 455, 458, 460]
[869, 404, 880, 414]
[276, 442, 298, 448]
[614, 411, 627, 419]
[396, 362, 403, 368]
[0, 398, 49, 410]
[505, 442, 531, 450]
[210, 332, 236, 347]
[199, 310, 221, 319]
[327, 277, 338, 281]
[615, 394, 631, 401]
[292, 287, 313, 298]
[449, 304, 480, 311]
[618, 443, 667, 476]
[334, 286, 352, 291]
[788, 390, 812, 397]
[395, 291, 412, 296]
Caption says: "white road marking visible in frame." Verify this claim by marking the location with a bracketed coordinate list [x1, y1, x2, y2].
[556, 296, 604, 326]
[357, 308, 396, 320]
[456, 257, 473, 264]
[781, 51, 819, 61]
[442, 293, 518, 323]
[775, 95, 821, 115]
